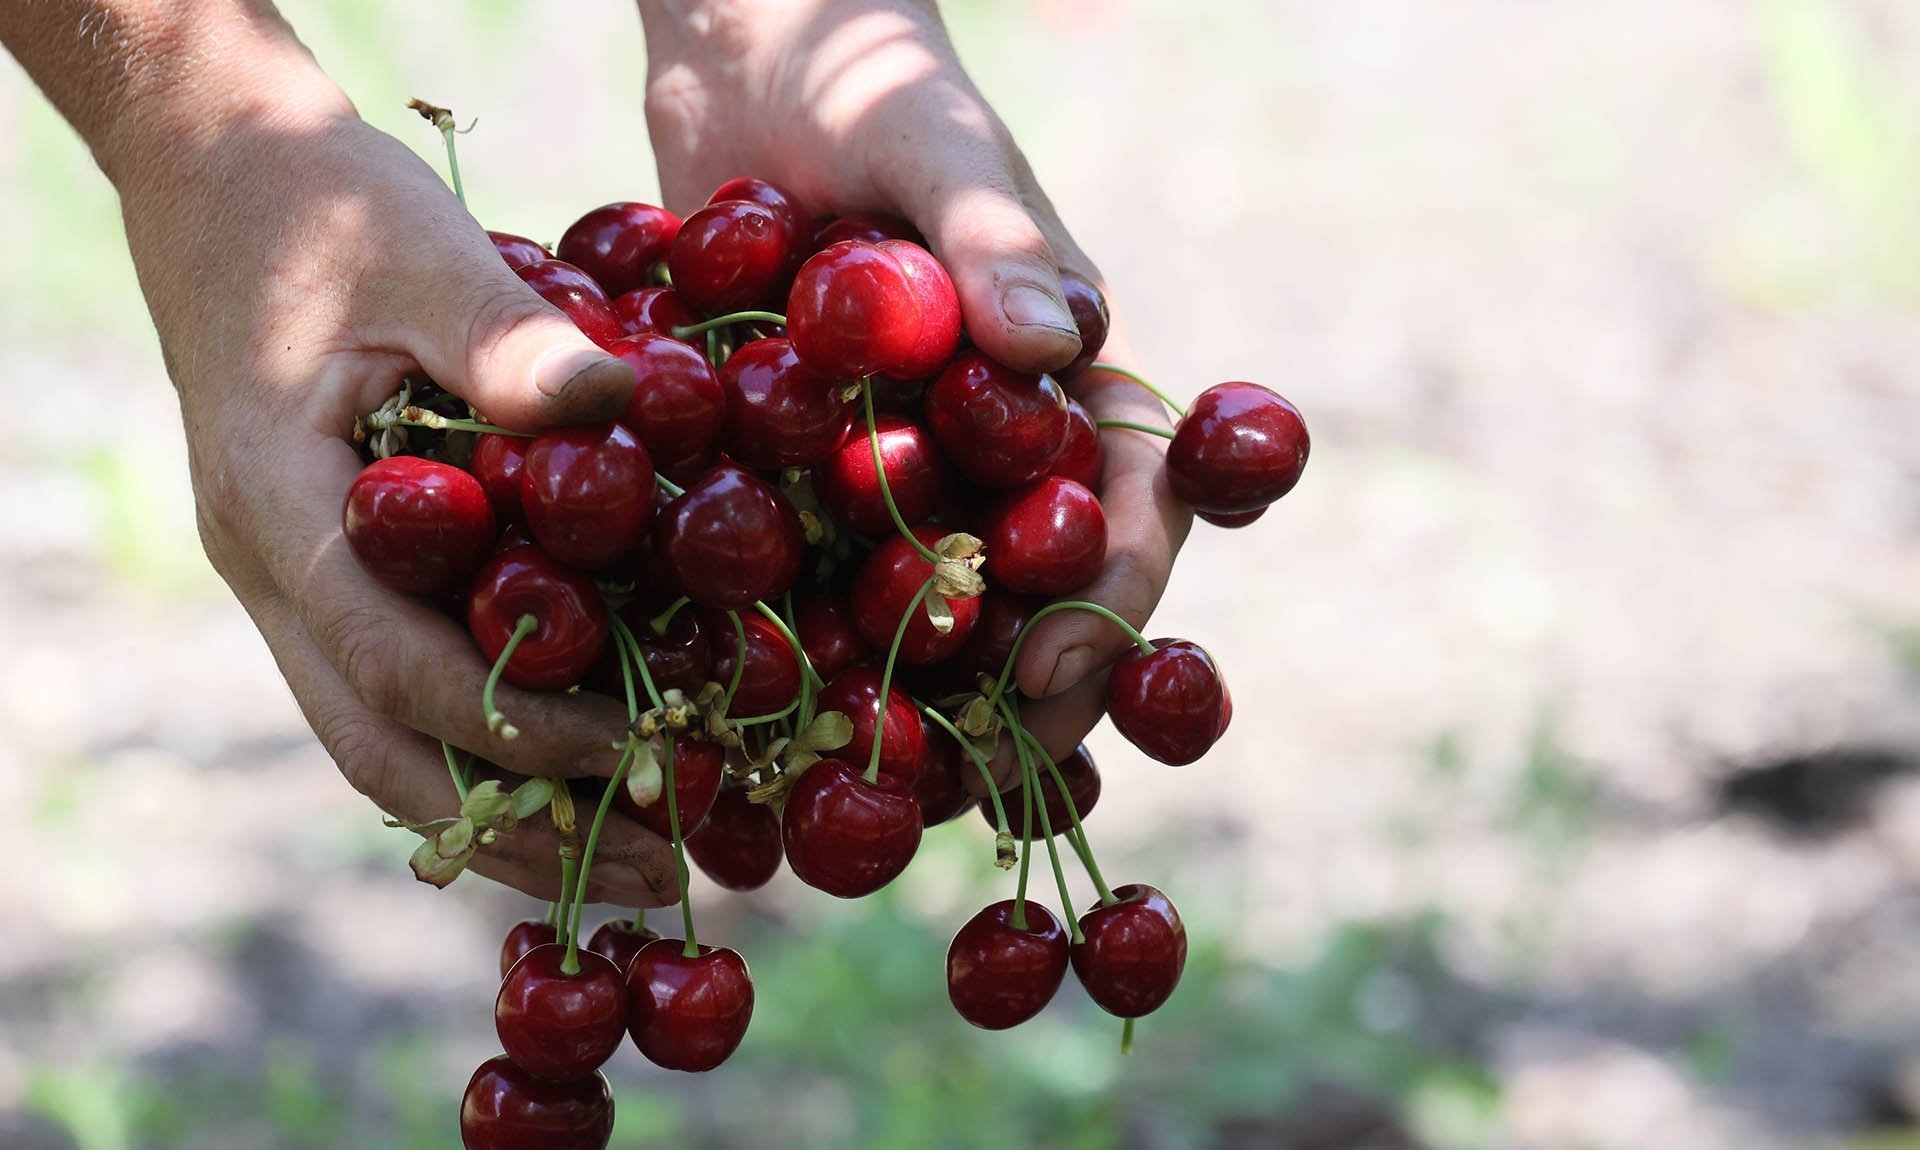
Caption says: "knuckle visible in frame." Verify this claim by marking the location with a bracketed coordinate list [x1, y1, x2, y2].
[460, 279, 550, 381]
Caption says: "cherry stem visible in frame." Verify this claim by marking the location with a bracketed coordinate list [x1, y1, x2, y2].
[1011, 741, 1035, 932]
[613, 606, 641, 723]
[1121, 1019, 1136, 1054]
[986, 600, 1154, 708]
[607, 614, 667, 712]
[555, 855, 580, 950]
[706, 329, 721, 370]
[409, 99, 468, 210]
[862, 382, 941, 564]
[733, 698, 800, 727]
[721, 609, 750, 712]
[1095, 419, 1175, 440]
[566, 742, 636, 972]
[649, 596, 691, 635]
[751, 600, 827, 691]
[662, 738, 699, 955]
[1088, 362, 1186, 418]
[671, 310, 787, 340]
[921, 706, 1012, 840]
[780, 593, 818, 727]
[442, 741, 470, 801]
[544, 900, 562, 926]
[633, 905, 646, 931]
[1002, 701, 1083, 942]
[655, 473, 685, 498]
[1016, 725, 1116, 905]
[483, 615, 538, 739]
[867, 575, 936, 783]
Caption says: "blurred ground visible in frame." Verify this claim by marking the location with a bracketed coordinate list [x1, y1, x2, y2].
[3, 0, 1920, 1147]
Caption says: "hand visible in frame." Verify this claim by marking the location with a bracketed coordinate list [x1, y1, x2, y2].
[639, 0, 1194, 787]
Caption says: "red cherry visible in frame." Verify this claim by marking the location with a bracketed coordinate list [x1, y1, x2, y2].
[850, 526, 981, 665]
[946, 899, 1070, 1030]
[459, 1055, 613, 1150]
[707, 177, 809, 271]
[520, 423, 655, 570]
[608, 334, 726, 468]
[613, 286, 701, 340]
[587, 918, 661, 974]
[1070, 884, 1187, 1017]
[655, 465, 804, 609]
[812, 413, 949, 536]
[782, 759, 922, 898]
[790, 594, 872, 683]
[979, 743, 1101, 836]
[603, 600, 711, 696]
[471, 434, 530, 522]
[489, 231, 552, 271]
[947, 590, 1042, 685]
[815, 668, 925, 785]
[342, 457, 495, 596]
[914, 735, 977, 827]
[466, 548, 609, 690]
[516, 258, 627, 349]
[500, 919, 558, 979]
[1050, 398, 1103, 489]
[925, 351, 1070, 487]
[704, 609, 803, 716]
[813, 212, 924, 249]
[667, 200, 790, 315]
[1166, 382, 1310, 515]
[614, 736, 725, 839]
[876, 240, 961, 381]
[718, 338, 855, 469]
[786, 240, 922, 380]
[687, 785, 784, 891]
[981, 477, 1106, 596]
[494, 944, 628, 1082]
[626, 939, 755, 1072]
[557, 202, 683, 297]
[1056, 270, 1110, 379]
[1106, 639, 1227, 766]
[1197, 506, 1267, 529]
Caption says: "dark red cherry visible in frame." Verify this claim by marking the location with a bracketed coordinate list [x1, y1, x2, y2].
[982, 477, 1106, 596]
[786, 240, 922, 381]
[1070, 884, 1187, 1018]
[494, 944, 628, 1081]
[704, 609, 803, 716]
[1198, 506, 1267, 529]
[815, 668, 925, 785]
[557, 201, 683, 297]
[459, 1054, 612, 1150]
[707, 177, 809, 271]
[925, 351, 1070, 487]
[1166, 382, 1310, 515]
[946, 899, 1070, 1030]
[718, 338, 855, 468]
[626, 939, 755, 1072]
[948, 590, 1042, 684]
[1050, 398, 1102, 489]
[587, 918, 661, 974]
[1056, 270, 1110, 379]
[782, 758, 923, 898]
[813, 212, 923, 249]
[342, 457, 495, 596]
[471, 433, 530, 522]
[876, 239, 961, 381]
[812, 413, 949, 536]
[1106, 639, 1227, 766]
[790, 594, 872, 683]
[979, 743, 1101, 836]
[606, 599, 711, 695]
[516, 258, 627, 350]
[914, 735, 976, 827]
[466, 548, 609, 690]
[489, 231, 552, 271]
[613, 286, 701, 340]
[655, 465, 804, 609]
[850, 525, 981, 665]
[608, 333, 726, 468]
[667, 200, 790, 315]
[500, 919, 558, 979]
[614, 736, 725, 839]
[520, 423, 655, 570]
[687, 785, 784, 891]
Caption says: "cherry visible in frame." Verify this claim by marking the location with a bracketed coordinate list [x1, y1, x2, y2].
[790, 594, 872, 684]
[626, 938, 755, 1072]
[718, 337, 855, 469]
[914, 735, 977, 827]
[515, 258, 627, 350]
[666, 200, 790, 315]
[607, 599, 711, 696]
[489, 231, 552, 271]
[704, 608, 803, 716]
[500, 919, 559, 979]
[850, 525, 981, 665]
[925, 351, 1070, 487]
[707, 177, 809, 271]
[342, 457, 495, 596]
[981, 477, 1107, 596]
[1106, 639, 1229, 766]
[492, 521, 537, 553]
[876, 239, 961, 381]
[557, 202, 683, 297]
[978, 743, 1100, 836]
[608, 333, 726, 469]
[812, 413, 949, 536]
[1165, 382, 1310, 515]
[813, 212, 923, 249]
[613, 286, 700, 340]
[1050, 398, 1103, 489]
[655, 465, 804, 609]
[815, 668, 925, 785]
[471, 434, 530, 522]
[614, 736, 725, 839]
[687, 785, 784, 891]
[467, 548, 609, 690]
[588, 918, 661, 974]
[1198, 506, 1266, 529]
[782, 758, 923, 898]
[459, 1055, 613, 1150]
[494, 944, 628, 1082]
[1056, 270, 1110, 379]
[1069, 884, 1187, 1018]
[946, 900, 1070, 1030]
[520, 423, 655, 570]
[948, 590, 1043, 684]
[786, 240, 922, 381]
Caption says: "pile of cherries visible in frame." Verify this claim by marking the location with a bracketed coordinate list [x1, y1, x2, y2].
[348, 106, 1307, 1150]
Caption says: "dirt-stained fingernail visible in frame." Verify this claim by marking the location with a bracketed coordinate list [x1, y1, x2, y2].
[1041, 644, 1096, 697]
[1001, 282, 1079, 338]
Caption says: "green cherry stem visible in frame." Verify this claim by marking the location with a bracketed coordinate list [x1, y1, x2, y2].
[649, 596, 691, 635]
[733, 698, 801, 727]
[655, 473, 686, 498]
[921, 706, 1012, 841]
[607, 613, 667, 712]
[1095, 419, 1175, 440]
[867, 575, 936, 783]
[566, 742, 637, 971]
[483, 615, 539, 738]
[409, 99, 468, 210]
[662, 738, 699, 955]
[1088, 362, 1186, 418]
[1004, 702, 1081, 944]
[544, 900, 562, 927]
[986, 600, 1155, 708]
[1122, 1019, 1136, 1054]
[752, 600, 827, 692]
[555, 855, 580, 951]
[671, 310, 787, 340]
[442, 741, 470, 801]
[723, 610, 749, 708]
[1011, 741, 1035, 932]
[862, 381, 941, 565]
[1016, 725, 1116, 905]
[632, 905, 647, 932]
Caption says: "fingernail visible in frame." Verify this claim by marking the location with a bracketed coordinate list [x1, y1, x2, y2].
[1042, 644, 1096, 697]
[1001, 282, 1078, 337]
[532, 343, 616, 400]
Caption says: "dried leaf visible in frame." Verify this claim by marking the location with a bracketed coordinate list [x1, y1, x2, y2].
[925, 594, 956, 634]
[435, 817, 475, 858]
[410, 837, 475, 887]
[796, 710, 852, 753]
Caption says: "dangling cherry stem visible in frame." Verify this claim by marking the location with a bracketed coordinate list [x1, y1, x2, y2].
[867, 575, 936, 783]
[555, 855, 579, 948]
[408, 98, 468, 210]
[1121, 1019, 1136, 1054]
[649, 596, 691, 635]
[565, 742, 636, 973]
[1004, 703, 1082, 944]
[1011, 742, 1035, 932]
[1013, 723, 1116, 905]
[1095, 419, 1174, 440]
[606, 614, 667, 712]
[442, 741, 470, 801]
[483, 615, 539, 738]
[921, 706, 1012, 842]
[862, 382, 942, 564]
[670, 310, 787, 340]
[1087, 362, 1186, 418]
[985, 600, 1154, 710]
[662, 738, 699, 955]
[632, 905, 647, 931]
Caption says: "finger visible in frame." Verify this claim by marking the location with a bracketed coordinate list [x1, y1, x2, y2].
[969, 675, 1110, 798]
[465, 760, 680, 909]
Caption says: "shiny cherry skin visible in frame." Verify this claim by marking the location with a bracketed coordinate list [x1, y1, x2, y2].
[609, 599, 711, 695]
[489, 231, 551, 271]
[466, 548, 609, 690]
[494, 944, 628, 1082]
[1166, 382, 1310, 515]
[948, 590, 1042, 684]
[812, 413, 949, 536]
[786, 240, 922, 381]
[667, 200, 790, 315]
[1050, 398, 1103, 489]
[520, 423, 655, 570]
[656, 465, 805, 609]
[925, 351, 1070, 487]
[1106, 639, 1228, 766]
[614, 736, 725, 839]
[613, 286, 701, 340]
[459, 1054, 613, 1150]
[1056, 270, 1110, 379]
[1198, 506, 1267, 529]
[790, 594, 872, 683]
[876, 239, 961, 381]
[707, 177, 809, 272]
[979, 742, 1101, 836]
[815, 668, 925, 785]
[687, 785, 784, 891]
[342, 457, 495, 595]
[850, 525, 982, 664]
[704, 609, 803, 716]
[588, 918, 661, 974]
[609, 333, 727, 469]
[782, 758, 923, 898]
[947, 899, 1070, 1030]
[500, 919, 559, 979]
[813, 212, 923, 249]
[1070, 884, 1188, 1018]
[718, 337, 855, 469]
[557, 202, 683, 297]
[982, 477, 1106, 596]
[914, 735, 976, 826]
[471, 433, 530, 521]
[516, 258, 627, 349]
[626, 939, 755, 1072]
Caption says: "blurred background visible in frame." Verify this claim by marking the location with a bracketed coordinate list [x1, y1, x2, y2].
[4, 0, 1920, 1146]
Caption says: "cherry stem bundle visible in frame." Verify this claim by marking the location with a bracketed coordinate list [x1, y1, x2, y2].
[986, 600, 1155, 709]
[1003, 701, 1083, 943]
[671, 311, 787, 340]
[662, 738, 699, 955]
[867, 575, 936, 783]
[921, 706, 1012, 841]
[607, 614, 667, 712]
[862, 382, 941, 565]
[1088, 362, 1186, 418]
[483, 615, 539, 738]
[1017, 725, 1116, 905]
